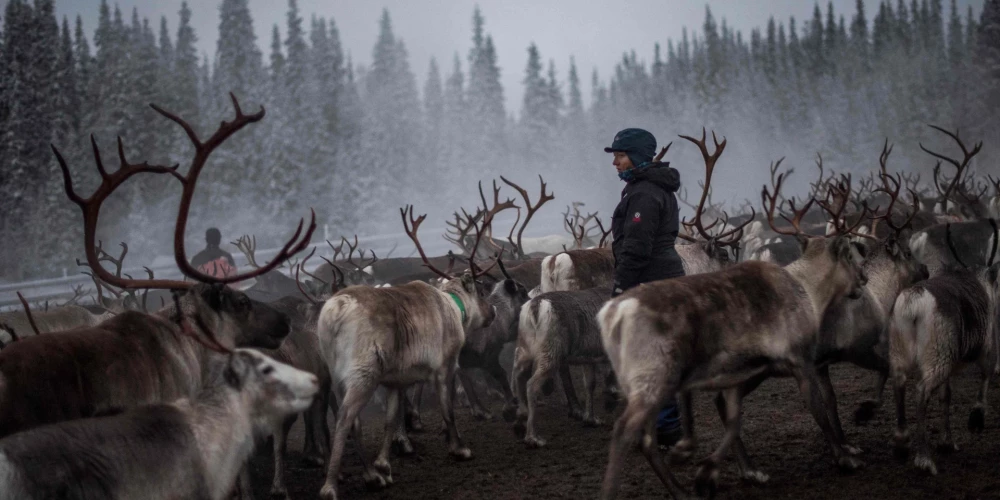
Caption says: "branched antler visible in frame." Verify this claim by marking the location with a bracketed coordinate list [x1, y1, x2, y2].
[500, 175, 554, 259]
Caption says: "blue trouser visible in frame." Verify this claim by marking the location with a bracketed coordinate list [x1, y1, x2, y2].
[656, 401, 680, 430]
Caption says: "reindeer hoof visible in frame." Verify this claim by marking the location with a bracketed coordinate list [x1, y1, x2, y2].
[913, 454, 938, 475]
[301, 454, 325, 467]
[524, 435, 547, 449]
[854, 401, 878, 425]
[741, 470, 770, 484]
[269, 486, 288, 499]
[568, 408, 585, 421]
[669, 440, 695, 463]
[583, 416, 603, 427]
[502, 405, 517, 422]
[836, 454, 864, 472]
[843, 444, 864, 456]
[472, 410, 493, 421]
[404, 413, 424, 433]
[450, 447, 473, 460]
[968, 407, 985, 433]
[363, 468, 390, 490]
[319, 484, 339, 500]
[392, 437, 415, 456]
[694, 464, 719, 498]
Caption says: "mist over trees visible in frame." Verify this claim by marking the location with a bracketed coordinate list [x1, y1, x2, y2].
[1, 0, 998, 280]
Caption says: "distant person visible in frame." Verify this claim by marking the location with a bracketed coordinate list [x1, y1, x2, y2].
[190, 228, 237, 279]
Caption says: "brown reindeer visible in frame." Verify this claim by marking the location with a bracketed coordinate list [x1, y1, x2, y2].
[597, 146, 869, 499]
[0, 93, 315, 444]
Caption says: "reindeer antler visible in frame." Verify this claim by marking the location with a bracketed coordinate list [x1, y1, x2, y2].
[921, 124, 983, 213]
[54, 93, 316, 290]
[500, 175, 554, 259]
[761, 163, 815, 237]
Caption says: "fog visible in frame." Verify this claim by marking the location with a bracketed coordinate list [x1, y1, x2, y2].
[0, 0, 993, 282]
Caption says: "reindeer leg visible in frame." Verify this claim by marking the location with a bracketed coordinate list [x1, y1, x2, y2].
[524, 359, 556, 448]
[937, 382, 959, 453]
[968, 359, 992, 433]
[694, 387, 744, 498]
[601, 389, 686, 500]
[512, 350, 532, 432]
[269, 414, 296, 498]
[320, 380, 382, 500]
[816, 364, 860, 455]
[404, 383, 425, 432]
[891, 369, 910, 458]
[581, 364, 602, 426]
[559, 363, 584, 421]
[485, 356, 517, 420]
[438, 364, 473, 460]
[458, 369, 493, 420]
[709, 371, 771, 484]
[794, 365, 863, 471]
[639, 411, 689, 499]
[912, 377, 940, 475]
[373, 388, 402, 484]
[602, 366, 621, 413]
[852, 350, 890, 425]
[669, 390, 696, 462]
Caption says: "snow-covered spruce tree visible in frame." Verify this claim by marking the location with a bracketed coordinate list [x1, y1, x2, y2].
[362, 9, 421, 223]
[466, 7, 505, 164]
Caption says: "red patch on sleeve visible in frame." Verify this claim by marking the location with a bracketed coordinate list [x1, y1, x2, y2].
[632, 212, 641, 222]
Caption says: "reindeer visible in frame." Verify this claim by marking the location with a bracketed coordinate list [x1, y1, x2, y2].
[888, 220, 1000, 475]
[0, 349, 318, 500]
[315, 189, 508, 500]
[509, 285, 611, 447]
[0, 93, 316, 441]
[455, 260, 532, 421]
[810, 161, 932, 429]
[0, 304, 110, 342]
[596, 132, 869, 499]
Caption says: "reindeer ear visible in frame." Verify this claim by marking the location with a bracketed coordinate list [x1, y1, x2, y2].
[223, 352, 249, 389]
[851, 241, 868, 260]
[504, 279, 518, 295]
[795, 233, 810, 251]
[460, 273, 475, 293]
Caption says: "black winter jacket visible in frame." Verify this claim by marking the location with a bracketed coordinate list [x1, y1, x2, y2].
[611, 163, 685, 293]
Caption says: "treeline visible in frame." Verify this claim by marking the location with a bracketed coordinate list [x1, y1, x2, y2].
[1, 0, 999, 279]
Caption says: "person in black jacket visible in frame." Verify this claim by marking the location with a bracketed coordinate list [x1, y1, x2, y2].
[190, 228, 237, 278]
[605, 127, 685, 447]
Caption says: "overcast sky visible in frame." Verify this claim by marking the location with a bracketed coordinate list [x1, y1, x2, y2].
[51, 0, 983, 117]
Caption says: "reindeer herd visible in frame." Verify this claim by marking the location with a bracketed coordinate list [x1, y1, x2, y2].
[0, 94, 997, 500]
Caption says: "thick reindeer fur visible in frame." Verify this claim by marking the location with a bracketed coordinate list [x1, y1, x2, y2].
[256, 296, 332, 498]
[888, 265, 1000, 475]
[676, 243, 726, 275]
[458, 279, 531, 421]
[909, 220, 997, 275]
[0, 284, 290, 438]
[316, 276, 495, 500]
[0, 305, 111, 341]
[0, 349, 318, 500]
[540, 248, 615, 293]
[511, 287, 610, 447]
[815, 240, 929, 431]
[597, 236, 867, 499]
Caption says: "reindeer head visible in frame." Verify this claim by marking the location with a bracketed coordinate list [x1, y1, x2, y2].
[185, 284, 291, 350]
[439, 273, 496, 331]
[223, 348, 319, 422]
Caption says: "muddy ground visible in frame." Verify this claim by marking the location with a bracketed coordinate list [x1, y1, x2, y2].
[248, 364, 1000, 499]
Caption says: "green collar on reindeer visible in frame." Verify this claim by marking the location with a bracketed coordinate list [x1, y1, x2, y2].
[447, 292, 467, 323]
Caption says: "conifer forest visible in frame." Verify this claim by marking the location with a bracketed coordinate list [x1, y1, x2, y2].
[0, 0, 997, 279]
